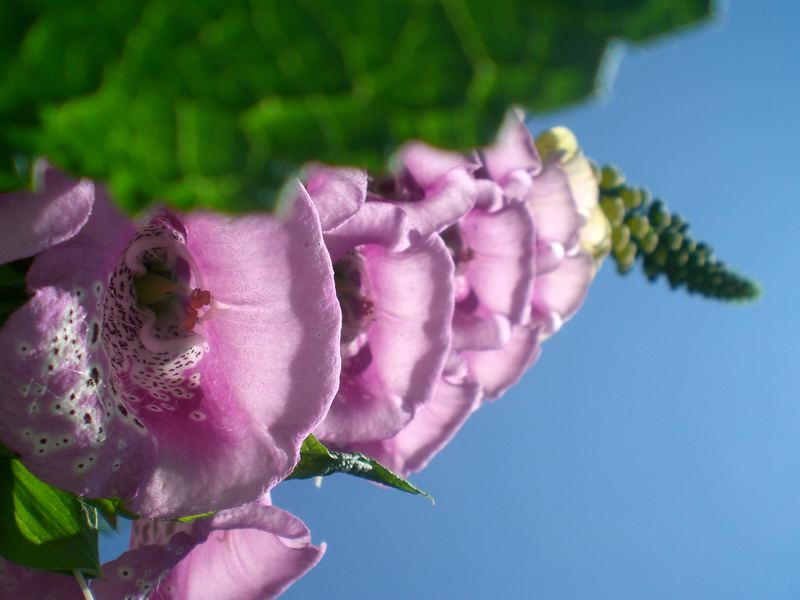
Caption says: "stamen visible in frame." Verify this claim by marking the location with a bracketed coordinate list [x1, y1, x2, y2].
[189, 288, 212, 309]
[183, 288, 213, 331]
[181, 308, 198, 332]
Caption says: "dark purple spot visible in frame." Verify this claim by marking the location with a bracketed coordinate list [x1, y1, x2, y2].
[83, 414, 92, 424]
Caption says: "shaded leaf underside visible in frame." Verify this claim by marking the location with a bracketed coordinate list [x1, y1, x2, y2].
[1, 0, 711, 213]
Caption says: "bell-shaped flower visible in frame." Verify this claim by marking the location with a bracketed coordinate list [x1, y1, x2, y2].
[304, 167, 455, 446]
[354, 175, 539, 475]
[354, 119, 602, 476]
[0, 174, 341, 518]
[0, 498, 322, 600]
[482, 113, 596, 336]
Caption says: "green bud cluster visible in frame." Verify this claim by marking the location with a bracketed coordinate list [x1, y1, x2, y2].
[598, 165, 760, 302]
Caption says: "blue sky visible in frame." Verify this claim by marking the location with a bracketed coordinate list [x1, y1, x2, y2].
[103, 2, 800, 597]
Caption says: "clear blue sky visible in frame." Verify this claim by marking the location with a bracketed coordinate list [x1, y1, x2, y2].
[103, 2, 800, 597]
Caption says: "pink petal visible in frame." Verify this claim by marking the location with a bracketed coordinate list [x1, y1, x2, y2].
[356, 373, 482, 476]
[0, 165, 94, 264]
[481, 112, 542, 184]
[532, 253, 594, 335]
[0, 531, 194, 599]
[138, 188, 341, 517]
[535, 239, 566, 276]
[317, 235, 454, 444]
[323, 200, 410, 262]
[0, 557, 85, 599]
[0, 287, 154, 500]
[0, 189, 148, 501]
[464, 325, 542, 400]
[397, 141, 478, 189]
[372, 142, 478, 237]
[90, 532, 196, 599]
[452, 308, 511, 352]
[27, 185, 136, 292]
[527, 163, 582, 248]
[474, 179, 505, 212]
[394, 168, 477, 237]
[459, 201, 536, 324]
[303, 165, 367, 232]
[143, 502, 324, 600]
[560, 153, 599, 218]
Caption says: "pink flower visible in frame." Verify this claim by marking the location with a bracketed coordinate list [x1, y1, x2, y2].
[304, 166, 456, 446]
[0, 499, 323, 600]
[354, 156, 538, 475]
[0, 174, 341, 518]
[357, 116, 601, 476]
[483, 113, 595, 337]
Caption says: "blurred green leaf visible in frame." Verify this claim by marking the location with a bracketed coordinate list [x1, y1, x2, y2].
[0, 456, 100, 577]
[289, 435, 433, 502]
[1, 0, 711, 213]
[0, 258, 31, 328]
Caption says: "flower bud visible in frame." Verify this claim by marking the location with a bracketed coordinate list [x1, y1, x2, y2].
[600, 195, 625, 226]
[625, 215, 650, 239]
[612, 224, 631, 249]
[648, 200, 671, 231]
[600, 165, 625, 191]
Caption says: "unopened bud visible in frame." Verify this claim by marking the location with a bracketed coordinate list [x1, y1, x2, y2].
[612, 225, 631, 249]
[639, 231, 659, 254]
[648, 200, 671, 231]
[600, 196, 626, 226]
[600, 165, 625, 191]
[621, 187, 642, 210]
[625, 215, 650, 239]
[662, 230, 683, 251]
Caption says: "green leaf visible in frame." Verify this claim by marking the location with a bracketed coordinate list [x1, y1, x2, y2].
[0, 456, 100, 576]
[289, 435, 433, 502]
[0, 0, 711, 213]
